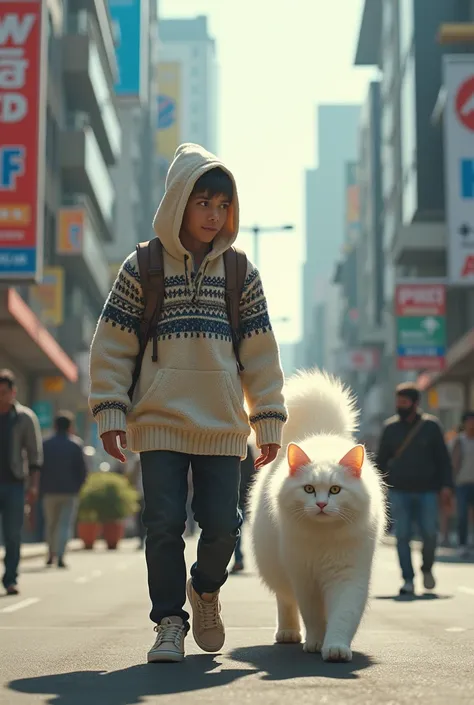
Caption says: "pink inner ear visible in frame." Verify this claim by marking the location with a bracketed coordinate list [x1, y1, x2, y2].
[288, 443, 311, 476]
[338, 445, 365, 478]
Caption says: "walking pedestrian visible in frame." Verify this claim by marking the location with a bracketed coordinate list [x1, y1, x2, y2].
[376, 382, 453, 596]
[89, 143, 287, 663]
[0, 369, 42, 595]
[41, 412, 87, 568]
[451, 411, 474, 558]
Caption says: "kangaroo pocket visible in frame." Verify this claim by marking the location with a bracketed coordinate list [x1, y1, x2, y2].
[128, 369, 248, 431]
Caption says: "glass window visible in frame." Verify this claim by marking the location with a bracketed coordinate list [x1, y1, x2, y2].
[88, 43, 121, 159]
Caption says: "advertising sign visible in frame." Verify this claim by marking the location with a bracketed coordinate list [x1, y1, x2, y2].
[443, 55, 474, 284]
[396, 284, 446, 371]
[29, 266, 64, 326]
[156, 62, 181, 169]
[109, 0, 149, 101]
[32, 400, 53, 430]
[57, 208, 84, 254]
[345, 161, 360, 245]
[0, 1, 46, 281]
[341, 348, 379, 372]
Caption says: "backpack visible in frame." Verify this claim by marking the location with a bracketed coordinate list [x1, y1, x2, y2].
[128, 238, 247, 400]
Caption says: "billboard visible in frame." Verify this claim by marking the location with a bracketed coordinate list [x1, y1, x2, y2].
[345, 161, 360, 245]
[156, 62, 181, 173]
[443, 55, 474, 284]
[29, 266, 64, 326]
[57, 208, 84, 254]
[0, 1, 46, 281]
[109, 0, 149, 101]
[396, 283, 446, 371]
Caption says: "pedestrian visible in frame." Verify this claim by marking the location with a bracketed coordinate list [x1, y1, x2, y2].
[451, 411, 474, 558]
[0, 369, 42, 595]
[376, 382, 453, 596]
[41, 412, 87, 568]
[230, 443, 255, 573]
[89, 143, 286, 663]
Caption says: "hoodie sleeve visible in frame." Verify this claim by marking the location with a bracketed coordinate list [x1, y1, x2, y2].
[238, 262, 287, 448]
[89, 252, 143, 437]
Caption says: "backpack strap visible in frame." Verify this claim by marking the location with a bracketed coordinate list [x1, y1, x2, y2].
[128, 238, 165, 400]
[223, 246, 247, 372]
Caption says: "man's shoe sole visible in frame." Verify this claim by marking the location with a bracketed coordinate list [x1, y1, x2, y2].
[186, 579, 224, 653]
[147, 650, 184, 663]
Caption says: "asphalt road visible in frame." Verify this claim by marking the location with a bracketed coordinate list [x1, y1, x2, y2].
[0, 534, 473, 705]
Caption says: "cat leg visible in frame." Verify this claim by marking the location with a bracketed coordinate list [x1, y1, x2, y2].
[294, 587, 326, 653]
[275, 593, 301, 644]
[321, 580, 369, 662]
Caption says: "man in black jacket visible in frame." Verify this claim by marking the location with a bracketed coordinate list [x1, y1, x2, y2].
[376, 383, 453, 596]
[41, 412, 87, 568]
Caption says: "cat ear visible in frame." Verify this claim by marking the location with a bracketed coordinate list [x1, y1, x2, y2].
[288, 443, 311, 476]
[338, 445, 365, 478]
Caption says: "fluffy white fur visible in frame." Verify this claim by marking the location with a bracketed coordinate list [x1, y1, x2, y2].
[249, 369, 386, 662]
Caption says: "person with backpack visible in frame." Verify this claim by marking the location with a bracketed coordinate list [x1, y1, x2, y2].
[89, 143, 287, 663]
[376, 383, 453, 596]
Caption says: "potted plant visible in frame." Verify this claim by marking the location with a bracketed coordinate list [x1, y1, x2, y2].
[76, 500, 100, 551]
[78, 472, 139, 550]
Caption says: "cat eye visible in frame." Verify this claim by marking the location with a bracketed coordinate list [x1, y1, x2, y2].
[303, 485, 315, 494]
[329, 485, 341, 495]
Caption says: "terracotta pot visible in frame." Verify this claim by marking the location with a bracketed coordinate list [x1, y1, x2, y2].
[102, 520, 125, 550]
[77, 521, 100, 550]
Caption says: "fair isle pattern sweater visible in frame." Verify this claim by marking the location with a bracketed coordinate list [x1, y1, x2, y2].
[89, 250, 287, 458]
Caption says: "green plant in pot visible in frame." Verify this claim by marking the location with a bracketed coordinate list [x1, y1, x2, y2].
[78, 472, 139, 550]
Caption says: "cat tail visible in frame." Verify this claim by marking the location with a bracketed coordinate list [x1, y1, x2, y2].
[280, 368, 359, 449]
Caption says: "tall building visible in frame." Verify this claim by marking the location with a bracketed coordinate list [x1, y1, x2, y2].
[355, 0, 474, 431]
[0, 0, 121, 440]
[300, 105, 361, 371]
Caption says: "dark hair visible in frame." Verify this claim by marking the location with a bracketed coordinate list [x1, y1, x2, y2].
[0, 369, 15, 389]
[55, 411, 74, 433]
[462, 411, 474, 423]
[396, 382, 420, 404]
[191, 167, 233, 201]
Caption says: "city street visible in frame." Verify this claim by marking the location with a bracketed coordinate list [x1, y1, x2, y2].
[0, 537, 473, 704]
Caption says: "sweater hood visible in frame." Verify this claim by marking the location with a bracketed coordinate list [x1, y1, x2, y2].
[152, 143, 240, 261]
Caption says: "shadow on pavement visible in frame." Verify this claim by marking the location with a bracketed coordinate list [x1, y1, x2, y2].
[436, 553, 474, 564]
[7, 655, 249, 705]
[229, 643, 374, 680]
[374, 592, 453, 602]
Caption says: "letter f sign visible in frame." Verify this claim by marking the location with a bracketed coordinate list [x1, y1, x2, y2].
[0, 146, 25, 190]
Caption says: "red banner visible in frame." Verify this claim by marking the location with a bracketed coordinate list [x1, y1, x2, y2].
[395, 284, 446, 317]
[0, 1, 45, 279]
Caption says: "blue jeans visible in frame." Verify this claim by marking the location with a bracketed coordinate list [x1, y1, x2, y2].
[0, 484, 25, 589]
[43, 494, 78, 559]
[140, 451, 242, 626]
[389, 490, 438, 582]
[234, 506, 245, 564]
[456, 483, 474, 547]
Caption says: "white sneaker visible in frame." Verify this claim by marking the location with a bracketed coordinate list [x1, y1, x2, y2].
[399, 580, 414, 595]
[147, 616, 186, 663]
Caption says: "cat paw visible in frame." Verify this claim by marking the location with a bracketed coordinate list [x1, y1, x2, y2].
[303, 639, 323, 653]
[321, 644, 352, 662]
[275, 629, 302, 644]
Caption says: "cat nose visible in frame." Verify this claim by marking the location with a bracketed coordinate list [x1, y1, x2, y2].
[316, 501, 327, 509]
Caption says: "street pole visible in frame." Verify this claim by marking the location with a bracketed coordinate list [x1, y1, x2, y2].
[240, 224, 294, 270]
[253, 226, 260, 270]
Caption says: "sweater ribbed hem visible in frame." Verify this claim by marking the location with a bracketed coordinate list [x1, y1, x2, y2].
[254, 419, 284, 448]
[95, 409, 127, 437]
[127, 425, 249, 458]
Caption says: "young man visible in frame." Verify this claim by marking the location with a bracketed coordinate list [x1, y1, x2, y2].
[376, 382, 453, 596]
[41, 412, 87, 568]
[451, 411, 474, 557]
[0, 369, 42, 595]
[89, 144, 287, 663]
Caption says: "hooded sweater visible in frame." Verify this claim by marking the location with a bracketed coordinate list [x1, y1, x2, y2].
[89, 144, 287, 458]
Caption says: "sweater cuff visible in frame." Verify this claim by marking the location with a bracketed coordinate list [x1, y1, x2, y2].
[94, 408, 127, 437]
[253, 418, 284, 448]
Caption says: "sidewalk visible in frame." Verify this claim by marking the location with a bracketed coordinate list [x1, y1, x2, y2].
[0, 539, 84, 562]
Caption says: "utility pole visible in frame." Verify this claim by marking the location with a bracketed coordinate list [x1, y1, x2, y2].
[239, 224, 294, 270]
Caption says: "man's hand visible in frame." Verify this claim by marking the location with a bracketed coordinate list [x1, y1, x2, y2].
[101, 430, 127, 463]
[440, 486, 453, 508]
[255, 443, 280, 469]
[26, 486, 38, 506]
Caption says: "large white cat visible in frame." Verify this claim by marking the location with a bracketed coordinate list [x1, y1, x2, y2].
[249, 369, 386, 662]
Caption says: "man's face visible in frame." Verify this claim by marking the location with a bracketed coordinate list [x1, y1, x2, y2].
[464, 417, 474, 436]
[181, 191, 230, 245]
[396, 394, 417, 420]
[0, 382, 15, 412]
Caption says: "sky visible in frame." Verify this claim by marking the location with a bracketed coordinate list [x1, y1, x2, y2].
[160, 0, 376, 345]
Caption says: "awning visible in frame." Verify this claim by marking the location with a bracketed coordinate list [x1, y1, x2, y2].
[417, 328, 474, 391]
[0, 288, 78, 382]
